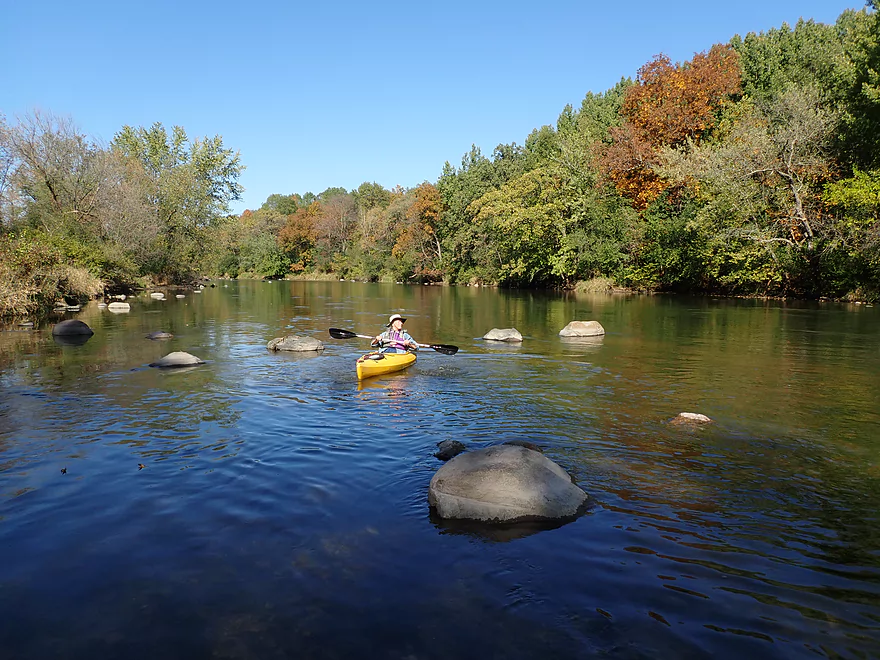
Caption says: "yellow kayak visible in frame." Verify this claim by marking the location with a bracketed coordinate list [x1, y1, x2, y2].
[356, 351, 417, 380]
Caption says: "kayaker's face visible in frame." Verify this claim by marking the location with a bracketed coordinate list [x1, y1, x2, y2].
[391, 319, 404, 331]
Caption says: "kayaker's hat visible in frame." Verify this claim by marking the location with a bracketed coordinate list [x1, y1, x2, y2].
[387, 313, 406, 326]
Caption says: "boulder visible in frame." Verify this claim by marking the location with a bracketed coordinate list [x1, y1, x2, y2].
[149, 351, 205, 368]
[107, 302, 130, 312]
[483, 328, 523, 342]
[267, 335, 324, 352]
[428, 445, 588, 523]
[669, 412, 713, 426]
[145, 331, 174, 340]
[434, 440, 467, 461]
[52, 319, 94, 336]
[503, 440, 543, 453]
[559, 320, 605, 337]
[150, 292, 165, 299]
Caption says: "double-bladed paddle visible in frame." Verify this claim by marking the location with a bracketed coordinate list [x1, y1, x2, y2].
[328, 328, 459, 355]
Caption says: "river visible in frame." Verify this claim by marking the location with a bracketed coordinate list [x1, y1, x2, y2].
[1, 280, 878, 659]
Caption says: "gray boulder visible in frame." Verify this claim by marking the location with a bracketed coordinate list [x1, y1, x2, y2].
[52, 319, 94, 336]
[434, 440, 467, 461]
[503, 440, 543, 453]
[149, 351, 205, 368]
[483, 328, 523, 342]
[428, 445, 588, 523]
[559, 320, 605, 337]
[267, 335, 324, 352]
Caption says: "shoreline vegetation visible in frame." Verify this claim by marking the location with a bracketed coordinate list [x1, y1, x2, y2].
[2, 4, 879, 321]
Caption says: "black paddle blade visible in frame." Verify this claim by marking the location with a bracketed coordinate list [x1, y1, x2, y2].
[429, 344, 458, 355]
[329, 328, 357, 340]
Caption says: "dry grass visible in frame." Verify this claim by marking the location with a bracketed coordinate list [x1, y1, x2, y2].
[573, 277, 616, 294]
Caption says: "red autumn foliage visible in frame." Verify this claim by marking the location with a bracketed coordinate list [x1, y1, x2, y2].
[601, 44, 742, 209]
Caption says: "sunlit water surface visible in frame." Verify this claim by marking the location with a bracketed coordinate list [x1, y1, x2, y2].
[1, 281, 878, 659]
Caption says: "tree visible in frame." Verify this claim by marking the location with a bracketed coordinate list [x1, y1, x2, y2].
[112, 123, 244, 279]
[9, 111, 108, 238]
[658, 86, 840, 293]
[261, 193, 302, 215]
[278, 202, 319, 271]
[601, 46, 742, 209]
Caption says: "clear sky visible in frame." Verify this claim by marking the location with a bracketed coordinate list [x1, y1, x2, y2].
[1, 0, 866, 213]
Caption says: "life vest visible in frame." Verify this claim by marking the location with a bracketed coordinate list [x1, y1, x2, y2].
[384, 329, 409, 352]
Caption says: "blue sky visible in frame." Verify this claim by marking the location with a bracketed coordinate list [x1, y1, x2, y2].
[1, 0, 865, 213]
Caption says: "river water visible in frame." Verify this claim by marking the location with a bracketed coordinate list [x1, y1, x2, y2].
[1, 281, 878, 659]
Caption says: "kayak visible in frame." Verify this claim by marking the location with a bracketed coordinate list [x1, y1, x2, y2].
[356, 351, 416, 380]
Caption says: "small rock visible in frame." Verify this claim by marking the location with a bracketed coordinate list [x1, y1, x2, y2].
[150, 292, 165, 300]
[176, 294, 185, 299]
[107, 302, 130, 312]
[434, 440, 467, 461]
[52, 319, 94, 336]
[483, 328, 523, 342]
[669, 412, 713, 425]
[145, 331, 174, 340]
[267, 336, 324, 352]
[149, 351, 205, 368]
[559, 320, 605, 337]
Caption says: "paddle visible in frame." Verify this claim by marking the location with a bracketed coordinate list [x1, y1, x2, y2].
[328, 328, 459, 355]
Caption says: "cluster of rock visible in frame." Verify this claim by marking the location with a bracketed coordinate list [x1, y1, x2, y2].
[482, 320, 606, 343]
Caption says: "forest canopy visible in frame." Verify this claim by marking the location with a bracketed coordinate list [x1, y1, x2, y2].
[2, 4, 879, 318]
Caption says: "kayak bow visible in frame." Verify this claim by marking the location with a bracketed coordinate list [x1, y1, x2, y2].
[356, 351, 416, 380]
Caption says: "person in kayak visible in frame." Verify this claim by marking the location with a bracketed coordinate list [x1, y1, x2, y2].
[372, 314, 419, 353]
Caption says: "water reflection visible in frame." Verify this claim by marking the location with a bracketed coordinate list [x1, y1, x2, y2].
[52, 333, 93, 347]
[0, 281, 879, 658]
[429, 508, 586, 542]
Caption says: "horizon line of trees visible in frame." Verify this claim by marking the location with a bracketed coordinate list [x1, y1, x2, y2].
[219, 4, 880, 299]
[2, 3, 879, 319]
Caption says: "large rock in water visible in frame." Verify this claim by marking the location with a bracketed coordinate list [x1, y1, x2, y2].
[559, 320, 605, 337]
[428, 445, 589, 523]
[267, 335, 324, 352]
[483, 328, 523, 342]
[52, 319, 94, 336]
[149, 351, 204, 368]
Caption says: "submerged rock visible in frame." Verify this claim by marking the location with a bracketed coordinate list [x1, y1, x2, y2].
[52, 319, 94, 336]
[145, 331, 174, 340]
[559, 320, 605, 337]
[669, 412, 713, 426]
[483, 328, 523, 342]
[434, 440, 467, 461]
[428, 445, 588, 523]
[267, 335, 324, 352]
[149, 351, 205, 368]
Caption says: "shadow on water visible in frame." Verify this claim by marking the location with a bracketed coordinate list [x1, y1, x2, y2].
[428, 508, 591, 543]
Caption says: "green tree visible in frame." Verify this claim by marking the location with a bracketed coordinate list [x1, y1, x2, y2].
[112, 122, 244, 280]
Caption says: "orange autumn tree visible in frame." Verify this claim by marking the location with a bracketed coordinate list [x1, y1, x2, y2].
[391, 183, 444, 280]
[602, 44, 742, 209]
[278, 202, 320, 271]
